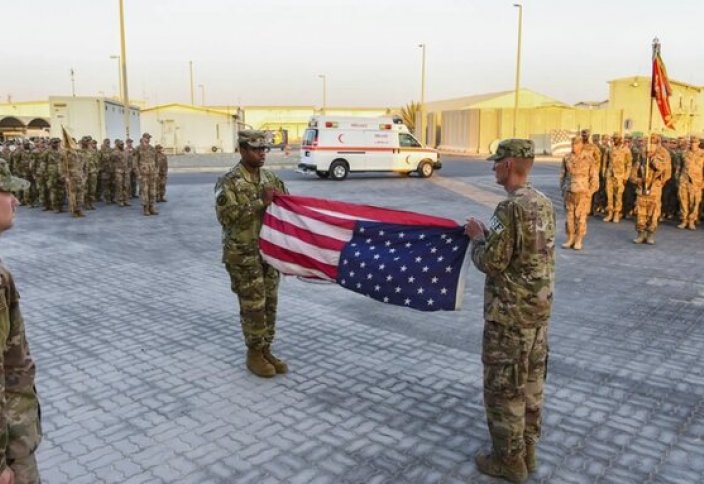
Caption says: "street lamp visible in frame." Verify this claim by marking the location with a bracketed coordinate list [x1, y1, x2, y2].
[118, 0, 131, 139]
[110, 55, 122, 99]
[189, 61, 195, 105]
[512, 3, 523, 137]
[318, 74, 327, 113]
[198, 84, 205, 106]
[418, 43, 426, 144]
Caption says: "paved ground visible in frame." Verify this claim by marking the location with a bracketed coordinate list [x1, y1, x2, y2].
[6, 158, 704, 483]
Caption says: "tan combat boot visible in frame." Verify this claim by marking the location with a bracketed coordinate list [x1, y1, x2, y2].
[572, 237, 584, 251]
[633, 231, 647, 244]
[262, 347, 288, 374]
[645, 232, 656, 245]
[561, 236, 574, 249]
[612, 214, 621, 223]
[475, 452, 528, 483]
[143, 206, 150, 216]
[149, 204, 159, 215]
[687, 222, 696, 230]
[603, 212, 613, 222]
[677, 221, 687, 229]
[525, 443, 536, 473]
[246, 349, 276, 378]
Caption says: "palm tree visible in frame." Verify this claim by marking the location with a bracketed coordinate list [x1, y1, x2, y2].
[400, 101, 421, 132]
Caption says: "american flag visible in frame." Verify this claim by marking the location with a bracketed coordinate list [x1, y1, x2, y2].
[260, 194, 471, 311]
[550, 129, 576, 157]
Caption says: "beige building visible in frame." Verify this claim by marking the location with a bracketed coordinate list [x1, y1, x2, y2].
[0, 100, 51, 139]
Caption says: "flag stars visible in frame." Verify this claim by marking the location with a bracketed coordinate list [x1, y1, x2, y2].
[354, 251, 361, 257]
[360, 262, 366, 268]
[445, 238, 453, 244]
[431, 276, 438, 284]
[437, 256, 444, 262]
[452, 246, 459, 252]
[417, 287, 424, 295]
[445, 266, 453, 273]
[349, 271, 355, 277]
[373, 254, 380, 260]
[343, 259, 349, 265]
[415, 256, 422, 263]
[379, 230, 385, 236]
[400, 265, 407, 272]
[359, 227, 365, 233]
[374, 285, 381, 291]
[379, 264, 385, 270]
[404, 298, 411, 305]
[366, 238, 372, 244]
[430, 247, 437, 254]
[386, 275, 393, 281]
[383, 296, 389, 303]
[395, 286, 402, 293]
[366, 274, 373, 280]
[385, 241, 391, 247]
[422, 266, 429, 273]
[399, 232, 405, 238]
[419, 234, 426, 240]
[427, 298, 434, 306]
[356, 282, 362, 289]
[408, 276, 415, 283]
[441, 288, 448, 295]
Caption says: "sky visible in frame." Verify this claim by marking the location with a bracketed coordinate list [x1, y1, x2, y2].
[3, 0, 703, 107]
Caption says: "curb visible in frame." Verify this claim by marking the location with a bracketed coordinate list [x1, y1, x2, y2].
[170, 164, 298, 174]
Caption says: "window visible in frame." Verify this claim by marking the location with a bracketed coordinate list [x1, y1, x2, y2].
[302, 129, 318, 146]
[399, 133, 421, 148]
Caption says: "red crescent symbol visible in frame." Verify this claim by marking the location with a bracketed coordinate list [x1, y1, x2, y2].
[337, 134, 344, 143]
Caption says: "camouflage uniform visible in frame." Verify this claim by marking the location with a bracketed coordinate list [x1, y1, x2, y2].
[79, 142, 100, 210]
[677, 137, 704, 230]
[662, 139, 683, 220]
[98, 141, 114, 204]
[623, 137, 642, 218]
[156, 146, 168, 202]
[469, 139, 556, 479]
[44, 144, 66, 212]
[0, 161, 42, 483]
[12, 148, 32, 206]
[560, 145, 598, 249]
[604, 136, 633, 223]
[134, 135, 158, 215]
[61, 148, 87, 217]
[111, 141, 130, 207]
[630, 139, 669, 244]
[216, 163, 286, 348]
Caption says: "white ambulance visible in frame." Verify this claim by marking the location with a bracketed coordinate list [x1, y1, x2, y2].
[296, 116, 441, 180]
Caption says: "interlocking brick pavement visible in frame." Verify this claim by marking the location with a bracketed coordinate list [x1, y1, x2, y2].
[3, 162, 703, 482]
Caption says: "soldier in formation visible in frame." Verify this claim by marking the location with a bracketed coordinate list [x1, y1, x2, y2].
[630, 133, 670, 244]
[603, 133, 632, 223]
[677, 134, 704, 230]
[560, 137, 599, 250]
[133, 133, 159, 216]
[156, 144, 168, 203]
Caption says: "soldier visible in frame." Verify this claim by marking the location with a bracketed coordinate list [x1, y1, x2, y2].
[630, 133, 670, 244]
[79, 136, 100, 210]
[677, 135, 704, 230]
[28, 140, 45, 208]
[61, 138, 87, 218]
[560, 137, 598, 250]
[464, 139, 555, 483]
[215, 130, 288, 378]
[603, 133, 633, 223]
[43, 138, 65, 212]
[12, 142, 32, 206]
[126, 138, 139, 199]
[155, 144, 168, 202]
[111, 139, 131, 207]
[133, 133, 158, 216]
[98, 139, 114, 204]
[0, 159, 43, 484]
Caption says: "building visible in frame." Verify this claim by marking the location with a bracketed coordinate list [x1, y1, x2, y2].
[0, 100, 51, 140]
[48, 96, 140, 142]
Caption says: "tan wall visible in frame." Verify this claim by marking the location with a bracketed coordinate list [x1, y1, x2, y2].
[142, 108, 236, 154]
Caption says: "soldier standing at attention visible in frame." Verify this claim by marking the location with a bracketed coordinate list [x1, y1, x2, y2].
[63, 138, 87, 218]
[560, 137, 598, 250]
[630, 133, 669, 244]
[155, 144, 168, 202]
[111, 140, 131, 207]
[44, 138, 65, 213]
[98, 139, 114, 204]
[603, 133, 633, 223]
[134, 133, 158, 216]
[464, 139, 555, 483]
[677, 135, 704, 230]
[215, 130, 288, 378]
[0, 159, 43, 484]
[126, 138, 138, 199]
[79, 136, 100, 211]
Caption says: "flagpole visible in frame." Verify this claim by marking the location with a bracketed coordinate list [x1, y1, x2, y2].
[643, 38, 659, 195]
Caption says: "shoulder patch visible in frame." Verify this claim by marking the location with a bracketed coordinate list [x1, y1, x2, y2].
[489, 214, 506, 235]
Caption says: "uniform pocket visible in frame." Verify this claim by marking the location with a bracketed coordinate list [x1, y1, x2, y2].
[224, 242, 258, 266]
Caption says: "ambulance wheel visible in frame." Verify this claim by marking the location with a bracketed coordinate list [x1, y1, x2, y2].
[315, 171, 329, 179]
[329, 160, 349, 180]
[418, 160, 434, 178]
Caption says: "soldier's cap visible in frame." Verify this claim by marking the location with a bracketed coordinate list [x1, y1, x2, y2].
[690, 134, 701, 141]
[238, 130, 271, 148]
[115, 138, 123, 144]
[487, 139, 534, 161]
[142, 132, 151, 139]
[155, 144, 163, 149]
[126, 138, 133, 143]
[0, 159, 30, 193]
[613, 132, 622, 138]
[580, 129, 590, 135]
[50, 137, 61, 143]
[81, 135, 92, 143]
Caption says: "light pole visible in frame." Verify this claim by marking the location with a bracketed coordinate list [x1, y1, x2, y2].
[198, 84, 205, 106]
[318, 74, 327, 113]
[118, 0, 131, 139]
[110, 55, 122, 99]
[70, 68, 76, 96]
[189, 61, 195, 105]
[418, 43, 426, 144]
[512, 3, 523, 137]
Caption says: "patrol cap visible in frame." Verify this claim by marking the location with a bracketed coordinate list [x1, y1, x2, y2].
[115, 138, 124, 145]
[612, 132, 622, 139]
[126, 138, 134, 143]
[81, 135, 92, 143]
[155, 144, 163, 149]
[238, 130, 271, 148]
[142, 132, 151, 139]
[487, 139, 534, 161]
[690, 134, 701, 142]
[0, 159, 30, 192]
[50, 137, 61, 144]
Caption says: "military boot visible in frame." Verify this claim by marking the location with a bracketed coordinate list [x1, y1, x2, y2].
[572, 237, 584, 251]
[262, 347, 288, 374]
[525, 443, 536, 473]
[246, 349, 276, 378]
[612, 214, 621, 223]
[475, 452, 528, 483]
[687, 222, 696, 230]
[561, 236, 574, 249]
[633, 231, 647, 244]
[143, 206, 150, 216]
[149, 205, 159, 215]
[645, 232, 656, 245]
[603, 212, 613, 222]
[677, 222, 687, 229]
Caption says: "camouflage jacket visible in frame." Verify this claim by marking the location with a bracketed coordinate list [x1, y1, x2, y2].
[0, 262, 40, 471]
[12, 150, 32, 178]
[99, 147, 113, 172]
[583, 142, 601, 170]
[680, 148, 704, 187]
[630, 146, 669, 193]
[606, 144, 633, 180]
[215, 163, 287, 264]
[42, 149, 64, 177]
[156, 153, 168, 174]
[560, 151, 599, 194]
[111, 149, 130, 174]
[60, 149, 86, 180]
[79, 149, 100, 175]
[470, 183, 556, 328]
[134, 145, 157, 175]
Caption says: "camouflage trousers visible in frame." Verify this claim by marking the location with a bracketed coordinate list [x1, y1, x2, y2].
[130, 169, 138, 198]
[662, 180, 679, 219]
[47, 174, 65, 211]
[635, 193, 661, 233]
[605, 177, 626, 217]
[225, 256, 280, 350]
[85, 173, 98, 206]
[100, 171, 114, 203]
[564, 191, 591, 238]
[7, 388, 42, 484]
[35, 176, 49, 209]
[483, 321, 548, 458]
[113, 172, 129, 204]
[157, 172, 167, 200]
[67, 179, 85, 214]
[623, 181, 637, 217]
[678, 183, 702, 225]
[139, 172, 157, 208]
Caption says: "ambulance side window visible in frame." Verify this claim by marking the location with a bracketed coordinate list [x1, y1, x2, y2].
[399, 133, 421, 148]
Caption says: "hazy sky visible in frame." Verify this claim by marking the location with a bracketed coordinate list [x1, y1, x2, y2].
[3, 0, 703, 107]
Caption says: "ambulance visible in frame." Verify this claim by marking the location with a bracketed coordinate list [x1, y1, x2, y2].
[296, 116, 441, 180]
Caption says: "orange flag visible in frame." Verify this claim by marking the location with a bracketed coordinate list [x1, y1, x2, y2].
[651, 41, 675, 129]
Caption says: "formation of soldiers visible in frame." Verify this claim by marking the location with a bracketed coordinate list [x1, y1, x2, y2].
[0, 132, 169, 217]
[561, 129, 704, 248]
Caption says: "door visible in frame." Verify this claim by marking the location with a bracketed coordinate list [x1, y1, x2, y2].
[395, 132, 423, 171]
